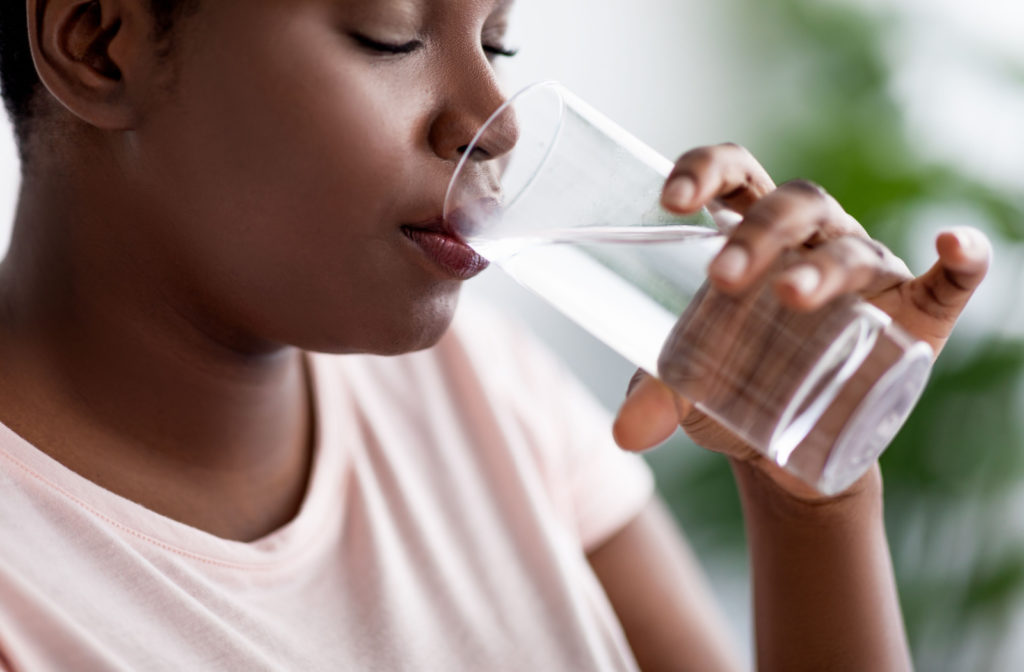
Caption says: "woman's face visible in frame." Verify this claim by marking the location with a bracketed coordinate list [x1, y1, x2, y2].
[128, 0, 517, 355]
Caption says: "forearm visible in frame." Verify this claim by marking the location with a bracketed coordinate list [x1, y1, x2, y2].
[732, 460, 912, 672]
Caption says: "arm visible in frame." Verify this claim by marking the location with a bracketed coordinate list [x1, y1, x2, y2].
[732, 461, 909, 671]
[589, 467, 911, 672]
[588, 497, 745, 672]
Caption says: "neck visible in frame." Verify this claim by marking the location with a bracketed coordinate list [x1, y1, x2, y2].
[0, 172, 315, 542]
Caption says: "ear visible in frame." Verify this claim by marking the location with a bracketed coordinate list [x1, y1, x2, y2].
[28, 0, 150, 130]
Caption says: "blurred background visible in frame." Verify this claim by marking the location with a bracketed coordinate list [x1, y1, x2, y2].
[486, 0, 1024, 669]
[0, 0, 1022, 669]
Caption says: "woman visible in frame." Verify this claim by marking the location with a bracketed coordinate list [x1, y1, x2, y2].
[0, 0, 989, 669]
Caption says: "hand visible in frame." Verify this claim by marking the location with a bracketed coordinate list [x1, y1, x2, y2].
[612, 143, 991, 496]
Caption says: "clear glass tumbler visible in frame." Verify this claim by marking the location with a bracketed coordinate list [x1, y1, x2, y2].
[445, 81, 933, 495]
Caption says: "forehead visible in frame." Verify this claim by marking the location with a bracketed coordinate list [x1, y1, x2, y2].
[341, 0, 515, 21]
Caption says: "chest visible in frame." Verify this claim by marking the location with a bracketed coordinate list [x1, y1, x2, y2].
[0, 442, 632, 672]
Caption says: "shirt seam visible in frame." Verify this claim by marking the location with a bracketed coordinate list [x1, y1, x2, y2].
[0, 445, 330, 572]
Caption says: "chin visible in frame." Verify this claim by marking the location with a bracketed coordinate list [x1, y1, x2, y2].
[303, 289, 460, 356]
[377, 293, 461, 355]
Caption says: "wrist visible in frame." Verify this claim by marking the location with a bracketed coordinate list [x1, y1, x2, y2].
[730, 456, 882, 522]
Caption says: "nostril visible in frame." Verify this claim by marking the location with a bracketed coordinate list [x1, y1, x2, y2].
[457, 144, 492, 161]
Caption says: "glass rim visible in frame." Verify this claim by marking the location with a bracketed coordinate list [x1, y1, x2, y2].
[443, 80, 566, 221]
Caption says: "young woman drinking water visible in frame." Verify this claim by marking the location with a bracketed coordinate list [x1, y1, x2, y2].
[0, 0, 990, 669]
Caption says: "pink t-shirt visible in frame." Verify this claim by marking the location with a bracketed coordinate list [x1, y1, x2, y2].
[0, 306, 654, 671]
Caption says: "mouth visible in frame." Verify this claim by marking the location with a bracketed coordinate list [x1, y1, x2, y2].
[400, 216, 490, 281]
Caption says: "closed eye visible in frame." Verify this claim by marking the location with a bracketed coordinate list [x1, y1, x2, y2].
[484, 44, 519, 59]
[351, 33, 423, 55]
[351, 33, 517, 60]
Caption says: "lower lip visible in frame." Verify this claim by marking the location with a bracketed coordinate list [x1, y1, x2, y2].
[401, 227, 490, 280]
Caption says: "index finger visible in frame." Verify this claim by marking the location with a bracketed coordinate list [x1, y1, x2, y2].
[661, 143, 776, 216]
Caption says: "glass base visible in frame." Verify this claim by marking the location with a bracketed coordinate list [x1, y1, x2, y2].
[816, 340, 933, 495]
[776, 307, 934, 495]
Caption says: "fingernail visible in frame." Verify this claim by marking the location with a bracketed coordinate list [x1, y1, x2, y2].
[663, 177, 696, 208]
[710, 245, 749, 283]
[625, 370, 648, 398]
[785, 264, 821, 295]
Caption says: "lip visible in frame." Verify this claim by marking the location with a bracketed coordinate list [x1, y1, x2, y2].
[401, 216, 490, 280]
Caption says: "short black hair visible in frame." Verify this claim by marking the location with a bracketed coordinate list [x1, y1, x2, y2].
[0, 1, 196, 157]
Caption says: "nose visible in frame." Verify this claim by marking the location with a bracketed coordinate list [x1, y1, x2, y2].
[429, 70, 520, 165]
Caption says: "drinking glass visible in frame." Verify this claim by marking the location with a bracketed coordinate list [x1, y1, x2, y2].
[444, 81, 933, 495]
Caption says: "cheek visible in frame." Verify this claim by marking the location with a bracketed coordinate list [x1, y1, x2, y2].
[178, 55, 410, 233]
[133, 17, 457, 352]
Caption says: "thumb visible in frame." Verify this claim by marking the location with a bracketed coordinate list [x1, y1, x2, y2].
[612, 370, 689, 452]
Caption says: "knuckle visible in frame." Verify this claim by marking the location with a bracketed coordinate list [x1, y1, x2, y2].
[904, 281, 958, 320]
[818, 241, 858, 271]
[810, 236, 871, 274]
[859, 237, 890, 262]
[942, 266, 973, 293]
[741, 193, 811, 236]
[838, 236, 885, 268]
[720, 173, 757, 201]
[908, 287, 937, 318]
[737, 206, 781, 234]
[719, 143, 759, 176]
[719, 142, 759, 170]
[718, 141, 748, 155]
[781, 178, 828, 200]
[841, 212, 868, 235]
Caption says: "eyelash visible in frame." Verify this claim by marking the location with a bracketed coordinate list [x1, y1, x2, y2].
[352, 34, 518, 59]
[353, 34, 422, 54]
[484, 44, 519, 59]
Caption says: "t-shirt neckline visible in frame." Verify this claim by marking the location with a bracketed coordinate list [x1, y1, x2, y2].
[0, 350, 346, 569]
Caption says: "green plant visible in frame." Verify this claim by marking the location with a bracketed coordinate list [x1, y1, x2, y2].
[650, 1, 1024, 667]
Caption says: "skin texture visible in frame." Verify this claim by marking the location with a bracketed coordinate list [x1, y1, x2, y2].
[0, 0, 991, 669]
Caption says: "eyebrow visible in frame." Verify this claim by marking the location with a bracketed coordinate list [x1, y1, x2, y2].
[485, 0, 516, 26]
[345, 0, 422, 23]
[345, 0, 515, 28]
[490, 0, 515, 14]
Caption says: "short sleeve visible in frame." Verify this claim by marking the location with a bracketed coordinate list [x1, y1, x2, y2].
[448, 302, 656, 553]
[549, 357, 657, 551]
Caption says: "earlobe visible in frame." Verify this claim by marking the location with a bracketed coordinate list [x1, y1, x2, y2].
[29, 0, 142, 130]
